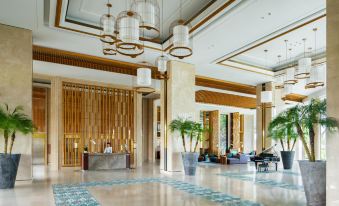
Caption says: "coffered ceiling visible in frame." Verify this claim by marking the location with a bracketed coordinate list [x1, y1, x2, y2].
[64, 0, 216, 42]
[0, 0, 327, 97]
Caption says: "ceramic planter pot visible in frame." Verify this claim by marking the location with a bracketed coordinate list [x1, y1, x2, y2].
[0, 154, 21, 189]
[181, 152, 199, 176]
[281, 151, 295, 169]
[299, 160, 326, 206]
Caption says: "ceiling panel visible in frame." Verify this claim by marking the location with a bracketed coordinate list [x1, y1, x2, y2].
[229, 16, 326, 71]
[65, 0, 215, 40]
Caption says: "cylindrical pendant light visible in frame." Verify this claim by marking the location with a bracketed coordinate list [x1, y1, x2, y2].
[285, 67, 297, 84]
[282, 84, 294, 99]
[131, 0, 160, 40]
[135, 61, 155, 93]
[305, 28, 325, 89]
[295, 38, 311, 79]
[169, 20, 192, 59]
[284, 45, 297, 85]
[137, 67, 152, 86]
[156, 55, 169, 73]
[100, 1, 116, 55]
[275, 74, 285, 89]
[305, 64, 325, 89]
[116, 11, 144, 58]
[156, 0, 169, 73]
[261, 91, 273, 103]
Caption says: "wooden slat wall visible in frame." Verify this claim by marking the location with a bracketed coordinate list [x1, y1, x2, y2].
[62, 82, 134, 167]
[32, 87, 47, 134]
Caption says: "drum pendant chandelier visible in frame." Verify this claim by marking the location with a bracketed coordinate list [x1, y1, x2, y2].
[169, 19, 193, 59]
[295, 38, 311, 79]
[99, 0, 193, 59]
[305, 28, 325, 89]
[100, 1, 116, 55]
[169, 0, 193, 59]
[116, 11, 144, 58]
[131, 0, 160, 40]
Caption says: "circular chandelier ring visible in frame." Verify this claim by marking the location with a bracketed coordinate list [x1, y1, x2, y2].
[169, 47, 193, 59]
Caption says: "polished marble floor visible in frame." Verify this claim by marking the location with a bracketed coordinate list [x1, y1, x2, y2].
[0, 162, 306, 206]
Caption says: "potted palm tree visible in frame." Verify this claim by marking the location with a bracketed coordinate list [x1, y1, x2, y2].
[268, 108, 299, 169]
[169, 119, 207, 176]
[0, 104, 34, 189]
[269, 99, 337, 205]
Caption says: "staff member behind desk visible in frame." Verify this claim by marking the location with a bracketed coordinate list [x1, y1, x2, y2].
[104, 142, 112, 153]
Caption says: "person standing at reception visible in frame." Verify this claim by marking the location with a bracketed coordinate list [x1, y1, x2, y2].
[104, 142, 112, 153]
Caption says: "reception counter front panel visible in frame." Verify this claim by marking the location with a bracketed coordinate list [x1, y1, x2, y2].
[82, 153, 130, 170]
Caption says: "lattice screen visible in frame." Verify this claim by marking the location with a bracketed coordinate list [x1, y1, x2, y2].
[62, 82, 134, 166]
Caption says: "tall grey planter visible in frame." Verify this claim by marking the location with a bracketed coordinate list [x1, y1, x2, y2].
[181, 152, 199, 176]
[0, 154, 21, 189]
[281, 151, 295, 169]
[299, 160, 326, 206]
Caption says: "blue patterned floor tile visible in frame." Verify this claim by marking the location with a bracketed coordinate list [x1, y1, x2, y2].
[53, 177, 263, 206]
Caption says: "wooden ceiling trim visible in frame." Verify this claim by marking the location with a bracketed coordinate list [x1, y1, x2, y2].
[33, 46, 257, 95]
[217, 14, 326, 64]
[195, 76, 256, 95]
[33, 45, 159, 78]
[196, 90, 256, 109]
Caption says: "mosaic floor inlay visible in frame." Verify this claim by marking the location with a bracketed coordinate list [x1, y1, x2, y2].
[53, 178, 263, 206]
[217, 171, 303, 191]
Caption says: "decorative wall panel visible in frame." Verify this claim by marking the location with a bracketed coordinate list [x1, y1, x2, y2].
[62, 82, 134, 166]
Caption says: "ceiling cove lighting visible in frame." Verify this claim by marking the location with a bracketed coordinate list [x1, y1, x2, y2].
[295, 38, 311, 79]
[131, 0, 160, 40]
[169, 0, 193, 59]
[305, 28, 325, 89]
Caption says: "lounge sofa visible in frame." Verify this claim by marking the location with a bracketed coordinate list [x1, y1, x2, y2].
[227, 154, 249, 164]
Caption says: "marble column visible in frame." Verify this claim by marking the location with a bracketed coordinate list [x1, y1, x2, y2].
[160, 61, 196, 172]
[327, 1, 339, 204]
[256, 82, 274, 154]
[0, 24, 32, 180]
[134, 92, 143, 168]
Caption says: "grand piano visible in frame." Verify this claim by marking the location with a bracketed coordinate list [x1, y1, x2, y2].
[251, 144, 280, 171]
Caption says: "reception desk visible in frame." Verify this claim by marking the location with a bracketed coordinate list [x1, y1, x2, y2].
[82, 153, 130, 170]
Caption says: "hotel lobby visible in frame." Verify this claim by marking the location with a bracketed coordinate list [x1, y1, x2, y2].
[0, 0, 339, 205]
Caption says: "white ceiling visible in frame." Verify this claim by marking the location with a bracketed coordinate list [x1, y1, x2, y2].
[229, 17, 326, 71]
[65, 0, 214, 40]
[0, 0, 327, 98]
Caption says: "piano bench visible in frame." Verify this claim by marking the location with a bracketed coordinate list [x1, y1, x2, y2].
[258, 163, 269, 172]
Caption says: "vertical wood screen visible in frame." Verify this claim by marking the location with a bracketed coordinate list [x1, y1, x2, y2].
[62, 82, 134, 167]
[32, 87, 48, 164]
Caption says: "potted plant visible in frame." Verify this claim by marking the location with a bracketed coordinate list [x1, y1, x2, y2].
[0, 104, 34, 189]
[268, 108, 299, 169]
[169, 119, 208, 176]
[270, 99, 337, 205]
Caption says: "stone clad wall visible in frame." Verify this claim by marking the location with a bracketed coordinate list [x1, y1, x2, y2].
[0, 24, 32, 180]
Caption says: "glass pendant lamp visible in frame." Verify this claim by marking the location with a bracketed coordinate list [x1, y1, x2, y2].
[284, 43, 298, 85]
[156, 0, 169, 73]
[100, 1, 116, 55]
[131, 0, 160, 40]
[169, 0, 192, 59]
[305, 28, 325, 89]
[295, 38, 311, 79]
[116, 11, 144, 58]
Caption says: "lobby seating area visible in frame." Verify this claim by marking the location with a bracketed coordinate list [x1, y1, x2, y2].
[1, 0, 339, 206]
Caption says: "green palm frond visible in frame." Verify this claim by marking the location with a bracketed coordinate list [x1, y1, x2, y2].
[0, 104, 35, 154]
